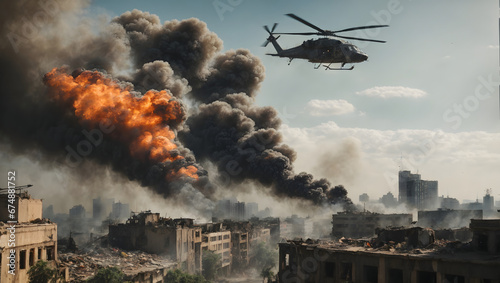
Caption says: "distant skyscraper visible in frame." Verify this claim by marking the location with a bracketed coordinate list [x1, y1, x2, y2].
[234, 202, 245, 220]
[483, 190, 494, 211]
[399, 170, 438, 210]
[380, 192, 398, 208]
[110, 201, 130, 222]
[246, 202, 258, 219]
[69, 204, 86, 219]
[93, 197, 113, 221]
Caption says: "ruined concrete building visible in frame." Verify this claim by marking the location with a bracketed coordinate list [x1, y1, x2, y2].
[418, 209, 483, 229]
[278, 220, 500, 283]
[0, 192, 63, 282]
[108, 212, 202, 273]
[281, 215, 313, 239]
[331, 211, 412, 238]
[198, 223, 232, 274]
[470, 219, 500, 254]
[222, 218, 277, 269]
[231, 231, 249, 265]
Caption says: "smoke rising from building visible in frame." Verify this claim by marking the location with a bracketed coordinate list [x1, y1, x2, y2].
[0, 2, 351, 210]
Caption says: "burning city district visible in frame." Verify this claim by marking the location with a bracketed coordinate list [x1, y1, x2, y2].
[1, 2, 499, 283]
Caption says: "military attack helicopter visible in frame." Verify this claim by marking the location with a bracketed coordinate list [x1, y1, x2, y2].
[262, 14, 388, 70]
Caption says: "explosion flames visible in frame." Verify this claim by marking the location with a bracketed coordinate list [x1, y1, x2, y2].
[44, 68, 198, 181]
[0, 3, 351, 209]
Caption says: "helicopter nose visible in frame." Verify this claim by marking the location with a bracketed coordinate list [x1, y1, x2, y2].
[357, 53, 368, 62]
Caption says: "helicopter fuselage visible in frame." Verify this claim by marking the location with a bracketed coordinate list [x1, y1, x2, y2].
[268, 38, 368, 64]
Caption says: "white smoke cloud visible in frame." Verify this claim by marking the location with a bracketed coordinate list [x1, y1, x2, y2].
[304, 99, 355, 116]
[281, 122, 500, 202]
[356, 86, 427, 98]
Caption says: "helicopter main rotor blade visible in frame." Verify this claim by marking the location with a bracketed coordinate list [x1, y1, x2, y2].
[286, 13, 325, 33]
[335, 34, 386, 43]
[333, 25, 389, 33]
[264, 25, 271, 34]
[271, 23, 278, 33]
[273, 32, 319, 36]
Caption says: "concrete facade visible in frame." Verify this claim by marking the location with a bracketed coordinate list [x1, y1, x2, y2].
[470, 219, 500, 254]
[199, 223, 232, 273]
[332, 212, 413, 238]
[418, 209, 483, 229]
[0, 193, 43, 223]
[231, 231, 249, 266]
[278, 240, 500, 283]
[0, 193, 60, 282]
[108, 212, 202, 273]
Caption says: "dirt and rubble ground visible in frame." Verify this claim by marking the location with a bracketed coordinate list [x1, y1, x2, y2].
[58, 235, 177, 282]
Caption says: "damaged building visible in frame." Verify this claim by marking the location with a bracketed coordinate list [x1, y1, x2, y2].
[278, 222, 500, 283]
[331, 211, 413, 238]
[108, 212, 202, 273]
[0, 191, 64, 282]
[198, 223, 232, 274]
[418, 209, 483, 229]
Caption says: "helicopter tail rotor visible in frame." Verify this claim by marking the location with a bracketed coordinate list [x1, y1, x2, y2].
[262, 23, 278, 47]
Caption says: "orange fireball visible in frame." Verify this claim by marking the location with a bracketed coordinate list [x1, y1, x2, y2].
[44, 68, 198, 180]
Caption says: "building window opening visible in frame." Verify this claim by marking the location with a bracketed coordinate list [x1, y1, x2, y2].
[341, 262, 352, 281]
[38, 248, 42, 260]
[29, 248, 35, 267]
[285, 254, 289, 267]
[364, 265, 378, 283]
[20, 250, 26, 269]
[46, 247, 54, 261]
[478, 234, 488, 251]
[417, 271, 436, 283]
[388, 268, 403, 283]
[324, 261, 335, 278]
[445, 274, 464, 283]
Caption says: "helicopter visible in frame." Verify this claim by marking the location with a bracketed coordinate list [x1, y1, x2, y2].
[262, 13, 388, 70]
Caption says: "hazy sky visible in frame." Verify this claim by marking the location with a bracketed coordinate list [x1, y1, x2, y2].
[88, 0, 500, 202]
[1, 1, 498, 215]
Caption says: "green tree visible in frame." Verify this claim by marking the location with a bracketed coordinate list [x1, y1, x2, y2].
[28, 260, 59, 283]
[165, 269, 210, 283]
[202, 250, 221, 280]
[86, 266, 124, 283]
[250, 241, 278, 271]
[260, 266, 275, 283]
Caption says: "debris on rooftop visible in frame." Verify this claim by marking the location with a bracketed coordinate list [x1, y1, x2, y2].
[58, 235, 178, 282]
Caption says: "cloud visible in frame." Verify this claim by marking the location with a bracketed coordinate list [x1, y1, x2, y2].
[304, 99, 355, 116]
[280, 122, 500, 201]
[356, 86, 427, 98]
[487, 45, 499, 49]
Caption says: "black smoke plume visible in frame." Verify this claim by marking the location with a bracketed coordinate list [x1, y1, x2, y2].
[0, 3, 351, 207]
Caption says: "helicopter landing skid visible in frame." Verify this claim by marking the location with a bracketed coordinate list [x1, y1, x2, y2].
[323, 64, 354, 71]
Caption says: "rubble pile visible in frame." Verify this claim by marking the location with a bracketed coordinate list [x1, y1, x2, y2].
[58, 236, 177, 282]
